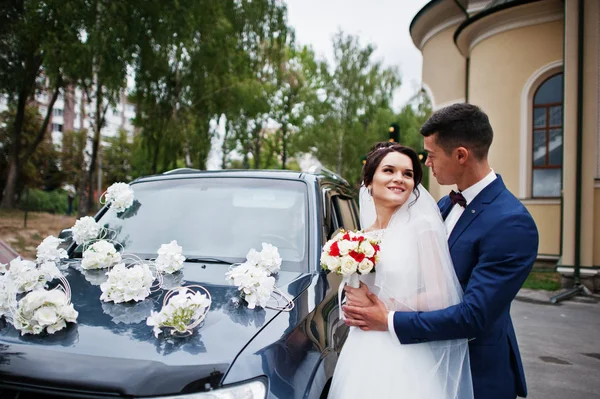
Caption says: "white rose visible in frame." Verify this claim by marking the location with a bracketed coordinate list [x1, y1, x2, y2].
[33, 306, 60, 326]
[338, 240, 358, 256]
[358, 259, 374, 274]
[340, 256, 358, 276]
[36, 235, 67, 264]
[320, 254, 341, 272]
[360, 241, 375, 258]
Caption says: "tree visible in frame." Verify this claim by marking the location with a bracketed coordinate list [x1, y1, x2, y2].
[0, 105, 61, 199]
[295, 32, 401, 186]
[0, 0, 85, 208]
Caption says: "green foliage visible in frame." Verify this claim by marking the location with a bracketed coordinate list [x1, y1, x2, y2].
[18, 189, 77, 214]
[0, 105, 63, 194]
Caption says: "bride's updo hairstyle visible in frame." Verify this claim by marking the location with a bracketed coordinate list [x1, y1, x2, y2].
[362, 142, 423, 204]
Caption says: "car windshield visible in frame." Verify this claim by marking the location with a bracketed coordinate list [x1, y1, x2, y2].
[79, 177, 309, 271]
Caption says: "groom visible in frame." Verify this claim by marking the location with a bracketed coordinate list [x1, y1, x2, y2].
[344, 103, 539, 399]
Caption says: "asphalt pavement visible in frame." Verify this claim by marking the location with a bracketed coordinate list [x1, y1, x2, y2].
[513, 292, 600, 399]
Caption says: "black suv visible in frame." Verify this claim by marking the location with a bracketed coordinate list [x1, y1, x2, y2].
[0, 169, 360, 399]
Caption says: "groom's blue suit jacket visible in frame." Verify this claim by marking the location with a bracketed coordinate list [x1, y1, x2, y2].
[392, 176, 538, 399]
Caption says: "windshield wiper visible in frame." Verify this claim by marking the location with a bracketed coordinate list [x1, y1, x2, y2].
[184, 256, 233, 265]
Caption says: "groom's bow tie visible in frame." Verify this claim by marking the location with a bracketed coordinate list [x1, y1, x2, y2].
[449, 190, 467, 208]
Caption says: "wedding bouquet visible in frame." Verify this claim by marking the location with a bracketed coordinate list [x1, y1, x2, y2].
[320, 230, 381, 288]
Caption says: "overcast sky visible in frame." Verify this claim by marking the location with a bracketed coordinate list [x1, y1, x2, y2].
[285, 0, 431, 112]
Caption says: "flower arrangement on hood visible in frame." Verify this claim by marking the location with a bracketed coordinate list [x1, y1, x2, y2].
[13, 288, 78, 335]
[36, 236, 68, 264]
[81, 240, 122, 270]
[154, 240, 186, 274]
[225, 243, 291, 310]
[100, 263, 155, 303]
[146, 286, 211, 338]
[0, 233, 77, 335]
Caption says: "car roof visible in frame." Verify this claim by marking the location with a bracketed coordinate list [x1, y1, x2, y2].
[130, 168, 355, 197]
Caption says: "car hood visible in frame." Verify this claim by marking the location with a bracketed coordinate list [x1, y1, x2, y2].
[0, 260, 311, 397]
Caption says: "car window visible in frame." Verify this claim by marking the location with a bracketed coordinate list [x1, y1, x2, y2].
[79, 177, 308, 271]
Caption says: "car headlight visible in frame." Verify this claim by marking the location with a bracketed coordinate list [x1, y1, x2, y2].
[156, 380, 267, 399]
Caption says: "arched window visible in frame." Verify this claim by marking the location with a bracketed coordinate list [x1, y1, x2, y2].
[532, 73, 563, 197]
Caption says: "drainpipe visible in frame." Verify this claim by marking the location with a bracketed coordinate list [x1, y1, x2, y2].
[551, 0, 589, 303]
[573, 0, 584, 286]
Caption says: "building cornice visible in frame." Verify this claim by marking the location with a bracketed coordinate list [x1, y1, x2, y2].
[410, 0, 467, 50]
[454, 0, 564, 56]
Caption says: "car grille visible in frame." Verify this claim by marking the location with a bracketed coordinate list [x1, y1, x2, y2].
[0, 384, 119, 399]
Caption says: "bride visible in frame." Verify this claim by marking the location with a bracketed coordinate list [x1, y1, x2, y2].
[328, 142, 473, 399]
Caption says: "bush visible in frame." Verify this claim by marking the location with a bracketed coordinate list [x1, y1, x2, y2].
[18, 189, 78, 215]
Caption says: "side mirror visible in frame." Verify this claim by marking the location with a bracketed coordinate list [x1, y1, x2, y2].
[58, 228, 73, 249]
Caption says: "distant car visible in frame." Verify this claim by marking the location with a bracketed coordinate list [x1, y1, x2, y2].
[0, 169, 361, 399]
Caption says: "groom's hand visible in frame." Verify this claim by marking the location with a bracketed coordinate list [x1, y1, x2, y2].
[344, 282, 371, 307]
[343, 292, 388, 331]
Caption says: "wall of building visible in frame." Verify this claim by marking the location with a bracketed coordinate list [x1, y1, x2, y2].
[421, 24, 467, 200]
[467, 20, 563, 256]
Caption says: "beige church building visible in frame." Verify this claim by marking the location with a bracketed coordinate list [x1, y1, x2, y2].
[410, 0, 600, 289]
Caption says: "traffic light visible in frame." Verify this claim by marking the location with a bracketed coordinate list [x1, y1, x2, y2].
[388, 123, 400, 143]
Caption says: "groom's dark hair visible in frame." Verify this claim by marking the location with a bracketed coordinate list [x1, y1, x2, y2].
[420, 103, 493, 160]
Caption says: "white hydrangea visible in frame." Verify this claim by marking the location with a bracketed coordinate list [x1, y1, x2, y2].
[146, 288, 211, 338]
[72, 216, 101, 245]
[0, 274, 17, 318]
[226, 262, 275, 309]
[13, 289, 78, 335]
[81, 240, 121, 270]
[100, 263, 154, 303]
[36, 236, 68, 264]
[8, 257, 46, 294]
[246, 242, 282, 275]
[105, 182, 134, 213]
[155, 240, 186, 274]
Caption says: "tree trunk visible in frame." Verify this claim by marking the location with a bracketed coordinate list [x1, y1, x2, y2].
[0, 86, 29, 208]
[336, 130, 343, 176]
[0, 161, 19, 209]
[281, 126, 287, 169]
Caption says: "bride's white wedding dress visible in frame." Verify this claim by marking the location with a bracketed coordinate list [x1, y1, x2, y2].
[328, 186, 473, 399]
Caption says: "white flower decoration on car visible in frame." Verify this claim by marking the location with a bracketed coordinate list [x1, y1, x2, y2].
[36, 236, 68, 264]
[104, 182, 134, 213]
[155, 240, 186, 274]
[226, 262, 275, 309]
[146, 287, 211, 338]
[81, 240, 121, 270]
[0, 274, 17, 318]
[0, 262, 7, 274]
[13, 289, 78, 335]
[246, 242, 282, 275]
[7, 257, 48, 294]
[100, 263, 155, 303]
[72, 216, 101, 245]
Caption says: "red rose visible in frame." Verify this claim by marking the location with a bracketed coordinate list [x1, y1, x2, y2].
[349, 250, 365, 263]
[372, 244, 380, 252]
[329, 241, 340, 257]
[343, 232, 351, 241]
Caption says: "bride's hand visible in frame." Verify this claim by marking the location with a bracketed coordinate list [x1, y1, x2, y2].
[344, 282, 373, 307]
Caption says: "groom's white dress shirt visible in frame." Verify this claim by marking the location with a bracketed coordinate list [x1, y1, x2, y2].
[385, 169, 496, 340]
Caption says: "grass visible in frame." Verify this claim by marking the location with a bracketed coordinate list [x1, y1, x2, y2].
[0, 209, 77, 260]
[522, 270, 562, 291]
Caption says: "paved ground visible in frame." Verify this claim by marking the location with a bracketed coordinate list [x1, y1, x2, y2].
[513, 294, 600, 399]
